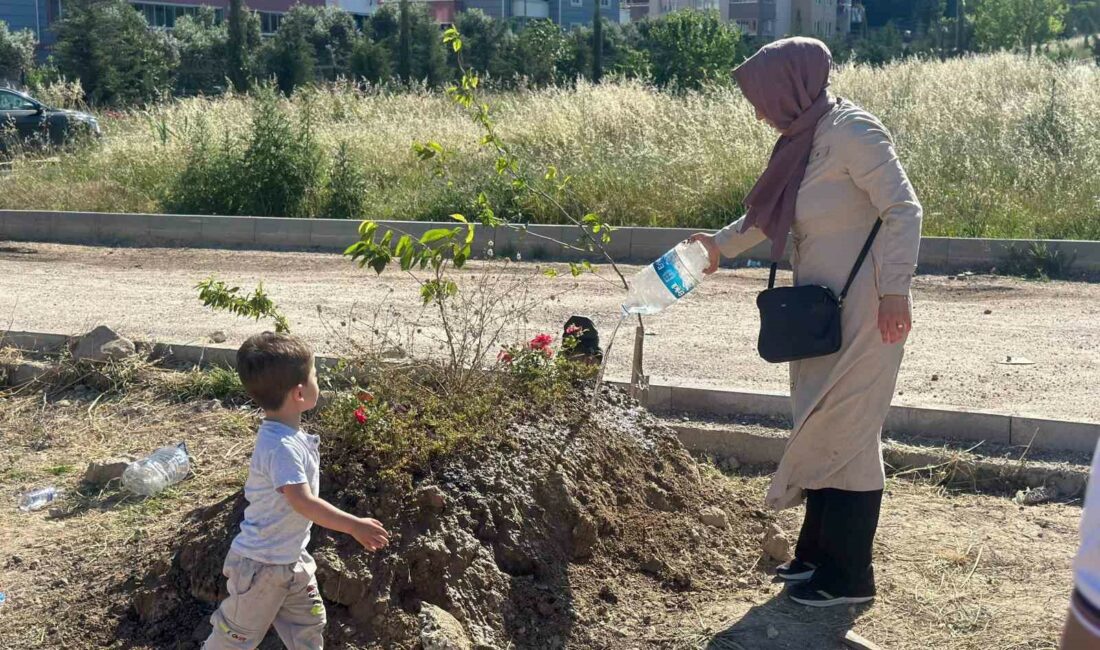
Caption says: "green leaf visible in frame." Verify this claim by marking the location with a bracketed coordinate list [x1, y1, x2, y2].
[464, 225, 475, 246]
[495, 157, 508, 175]
[451, 213, 468, 224]
[420, 228, 455, 245]
[394, 235, 412, 257]
[543, 268, 559, 278]
[400, 247, 415, 271]
[369, 254, 389, 275]
[545, 166, 558, 181]
[358, 221, 378, 238]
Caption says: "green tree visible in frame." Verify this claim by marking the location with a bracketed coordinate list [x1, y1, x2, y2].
[227, 0, 261, 90]
[172, 7, 229, 95]
[397, 0, 413, 83]
[592, 0, 604, 82]
[350, 35, 391, 84]
[413, 12, 448, 86]
[1064, 0, 1100, 35]
[0, 20, 37, 83]
[452, 10, 511, 77]
[269, 5, 358, 81]
[262, 28, 315, 94]
[513, 20, 569, 86]
[635, 10, 741, 90]
[974, 0, 1067, 53]
[54, 0, 177, 105]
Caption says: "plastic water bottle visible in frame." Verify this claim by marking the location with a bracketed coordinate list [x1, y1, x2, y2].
[122, 442, 191, 497]
[622, 240, 710, 315]
[19, 487, 63, 512]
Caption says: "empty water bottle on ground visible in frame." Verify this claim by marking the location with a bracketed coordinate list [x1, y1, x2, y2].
[122, 442, 191, 497]
[622, 240, 710, 315]
[19, 487, 63, 512]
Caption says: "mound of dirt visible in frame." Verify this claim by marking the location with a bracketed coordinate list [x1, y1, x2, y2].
[128, 388, 770, 648]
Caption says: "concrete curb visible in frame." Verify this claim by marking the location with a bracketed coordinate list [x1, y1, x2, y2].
[605, 378, 1100, 454]
[3, 210, 1099, 272]
[673, 423, 1091, 498]
[5, 329, 1097, 455]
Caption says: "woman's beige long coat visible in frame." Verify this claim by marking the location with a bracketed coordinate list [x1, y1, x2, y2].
[714, 100, 923, 510]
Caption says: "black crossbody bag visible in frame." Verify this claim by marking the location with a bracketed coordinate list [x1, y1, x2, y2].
[756, 218, 882, 363]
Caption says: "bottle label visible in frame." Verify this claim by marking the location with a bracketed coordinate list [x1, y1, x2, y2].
[654, 249, 690, 299]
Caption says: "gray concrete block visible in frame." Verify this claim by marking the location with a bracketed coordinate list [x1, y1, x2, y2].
[667, 384, 791, 420]
[947, 238, 1014, 272]
[673, 425, 788, 465]
[97, 212, 151, 245]
[50, 212, 99, 245]
[152, 342, 238, 368]
[309, 219, 360, 251]
[885, 405, 1011, 444]
[1049, 240, 1100, 273]
[0, 330, 70, 353]
[628, 227, 692, 264]
[254, 217, 312, 249]
[201, 216, 257, 246]
[1010, 416, 1100, 453]
[147, 214, 204, 246]
[2, 211, 52, 242]
[554, 223, 632, 263]
[916, 237, 950, 271]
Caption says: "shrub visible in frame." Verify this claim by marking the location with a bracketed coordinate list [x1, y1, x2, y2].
[323, 141, 368, 219]
[54, 0, 177, 105]
[237, 90, 324, 217]
[0, 20, 36, 84]
[634, 10, 743, 90]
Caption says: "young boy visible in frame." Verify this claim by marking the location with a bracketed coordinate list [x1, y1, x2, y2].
[205, 332, 389, 650]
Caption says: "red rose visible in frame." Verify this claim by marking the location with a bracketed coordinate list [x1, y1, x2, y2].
[498, 349, 514, 364]
[565, 324, 582, 336]
[529, 334, 553, 350]
[354, 407, 367, 424]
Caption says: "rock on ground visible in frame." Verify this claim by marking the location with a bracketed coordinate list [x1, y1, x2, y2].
[84, 458, 133, 486]
[762, 523, 792, 563]
[419, 603, 473, 650]
[70, 326, 135, 363]
[699, 507, 730, 530]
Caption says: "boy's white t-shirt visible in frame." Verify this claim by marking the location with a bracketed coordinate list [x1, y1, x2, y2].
[231, 419, 321, 565]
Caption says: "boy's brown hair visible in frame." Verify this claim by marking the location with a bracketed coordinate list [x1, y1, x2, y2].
[236, 332, 313, 411]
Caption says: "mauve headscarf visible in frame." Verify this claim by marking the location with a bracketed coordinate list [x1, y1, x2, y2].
[734, 37, 836, 260]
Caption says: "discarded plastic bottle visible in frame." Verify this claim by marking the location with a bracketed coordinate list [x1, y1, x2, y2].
[19, 487, 63, 512]
[121, 442, 191, 497]
[622, 240, 710, 315]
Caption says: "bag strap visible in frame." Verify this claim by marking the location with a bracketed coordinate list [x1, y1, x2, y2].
[767, 262, 778, 289]
[838, 218, 883, 306]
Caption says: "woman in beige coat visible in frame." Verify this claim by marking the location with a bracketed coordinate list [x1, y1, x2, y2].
[691, 38, 922, 607]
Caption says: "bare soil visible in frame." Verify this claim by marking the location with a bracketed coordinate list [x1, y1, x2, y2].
[0, 364, 1081, 650]
[2, 242, 1097, 422]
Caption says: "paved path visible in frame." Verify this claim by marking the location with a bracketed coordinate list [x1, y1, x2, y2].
[2, 241, 1098, 423]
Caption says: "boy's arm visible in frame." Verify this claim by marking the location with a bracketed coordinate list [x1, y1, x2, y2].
[280, 483, 389, 551]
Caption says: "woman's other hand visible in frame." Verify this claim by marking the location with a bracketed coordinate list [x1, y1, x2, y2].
[878, 295, 912, 344]
[688, 233, 720, 275]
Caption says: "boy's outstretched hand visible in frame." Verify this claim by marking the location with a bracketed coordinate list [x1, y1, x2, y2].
[352, 518, 390, 552]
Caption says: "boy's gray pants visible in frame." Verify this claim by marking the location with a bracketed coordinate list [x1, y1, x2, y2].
[203, 550, 326, 650]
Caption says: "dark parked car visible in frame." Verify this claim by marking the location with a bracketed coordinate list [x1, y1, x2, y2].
[0, 87, 100, 153]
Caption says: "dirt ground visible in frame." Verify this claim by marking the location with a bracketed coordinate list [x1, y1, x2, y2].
[0, 366, 1082, 650]
[1, 241, 1098, 425]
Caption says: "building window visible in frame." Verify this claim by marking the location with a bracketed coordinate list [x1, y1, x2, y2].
[571, 0, 582, 6]
[260, 11, 283, 34]
[49, 0, 63, 23]
[600, 0, 610, 6]
[131, 2, 206, 29]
